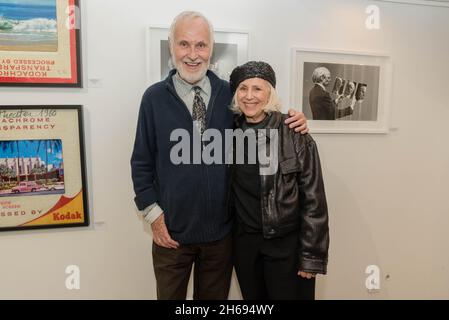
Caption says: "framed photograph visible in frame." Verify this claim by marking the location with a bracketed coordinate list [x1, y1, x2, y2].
[0, 105, 88, 232]
[0, 0, 82, 87]
[291, 48, 392, 133]
[146, 25, 249, 85]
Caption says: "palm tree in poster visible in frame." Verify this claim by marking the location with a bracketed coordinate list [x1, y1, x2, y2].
[0, 164, 15, 183]
[31, 165, 45, 182]
[0, 140, 23, 183]
[36, 140, 63, 185]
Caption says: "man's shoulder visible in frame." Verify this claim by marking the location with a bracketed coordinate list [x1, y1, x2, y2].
[207, 70, 230, 91]
[137, 80, 172, 115]
[215, 76, 230, 87]
[311, 84, 325, 93]
[143, 80, 168, 98]
[139, 80, 172, 112]
[309, 84, 321, 96]
[312, 86, 332, 102]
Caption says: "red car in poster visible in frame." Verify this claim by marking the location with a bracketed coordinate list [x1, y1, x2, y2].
[11, 181, 41, 193]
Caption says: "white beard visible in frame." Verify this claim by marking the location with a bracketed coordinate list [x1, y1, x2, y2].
[174, 60, 209, 84]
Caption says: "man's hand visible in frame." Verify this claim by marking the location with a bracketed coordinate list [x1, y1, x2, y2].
[334, 95, 343, 104]
[285, 109, 309, 134]
[298, 271, 316, 279]
[151, 214, 180, 249]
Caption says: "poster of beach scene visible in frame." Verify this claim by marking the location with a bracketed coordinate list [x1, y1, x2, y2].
[0, 0, 58, 52]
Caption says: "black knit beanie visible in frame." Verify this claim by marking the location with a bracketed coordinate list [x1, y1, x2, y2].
[229, 61, 276, 95]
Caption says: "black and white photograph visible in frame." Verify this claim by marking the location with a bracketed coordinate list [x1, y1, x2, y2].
[303, 62, 379, 121]
[291, 48, 392, 133]
[147, 26, 248, 85]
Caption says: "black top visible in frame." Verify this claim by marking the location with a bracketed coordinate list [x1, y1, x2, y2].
[232, 114, 272, 232]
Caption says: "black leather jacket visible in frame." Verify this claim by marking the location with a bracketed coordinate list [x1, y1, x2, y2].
[229, 112, 329, 274]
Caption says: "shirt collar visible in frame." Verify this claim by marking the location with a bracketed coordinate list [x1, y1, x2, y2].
[173, 72, 210, 98]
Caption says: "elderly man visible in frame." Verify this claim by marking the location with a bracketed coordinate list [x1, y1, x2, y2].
[309, 67, 353, 120]
[131, 11, 308, 300]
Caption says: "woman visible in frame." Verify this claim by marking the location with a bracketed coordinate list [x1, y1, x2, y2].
[228, 61, 329, 300]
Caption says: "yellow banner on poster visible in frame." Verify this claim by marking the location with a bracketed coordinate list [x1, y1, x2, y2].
[22, 190, 84, 226]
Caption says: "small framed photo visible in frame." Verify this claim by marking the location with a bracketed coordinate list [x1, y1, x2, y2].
[0, 105, 88, 232]
[146, 26, 249, 85]
[0, 0, 82, 87]
[291, 48, 392, 133]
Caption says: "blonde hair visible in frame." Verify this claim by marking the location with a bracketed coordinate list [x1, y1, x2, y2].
[230, 82, 281, 115]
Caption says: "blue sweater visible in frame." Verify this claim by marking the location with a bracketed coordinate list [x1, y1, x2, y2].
[131, 70, 234, 244]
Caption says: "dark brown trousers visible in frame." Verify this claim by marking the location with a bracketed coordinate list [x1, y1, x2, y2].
[152, 233, 232, 300]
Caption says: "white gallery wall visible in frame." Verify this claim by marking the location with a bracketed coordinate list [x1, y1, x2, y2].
[0, 0, 448, 299]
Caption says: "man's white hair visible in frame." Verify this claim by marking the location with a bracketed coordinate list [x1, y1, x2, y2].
[168, 11, 215, 56]
[312, 67, 331, 84]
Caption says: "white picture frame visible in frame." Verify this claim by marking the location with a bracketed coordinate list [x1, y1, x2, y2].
[374, 0, 449, 7]
[146, 25, 249, 85]
[291, 47, 393, 134]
